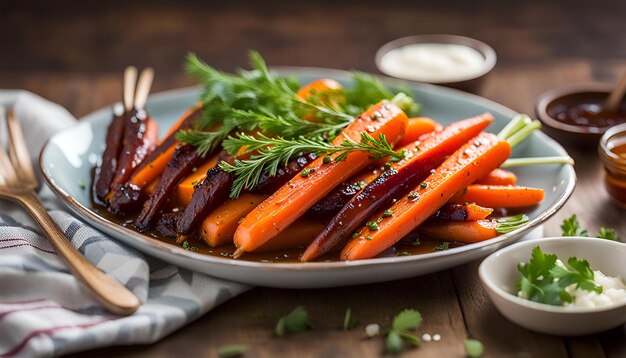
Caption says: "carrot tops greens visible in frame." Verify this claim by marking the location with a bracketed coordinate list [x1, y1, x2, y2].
[177, 51, 419, 196]
[517, 246, 602, 306]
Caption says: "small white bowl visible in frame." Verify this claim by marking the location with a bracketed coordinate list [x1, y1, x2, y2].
[479, 237, 626, 336]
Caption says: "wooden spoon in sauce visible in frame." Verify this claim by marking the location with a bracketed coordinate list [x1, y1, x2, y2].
[604, 70, 626, 112]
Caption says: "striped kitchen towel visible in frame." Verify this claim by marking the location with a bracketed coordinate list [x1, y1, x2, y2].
[0, 91, 250, 357]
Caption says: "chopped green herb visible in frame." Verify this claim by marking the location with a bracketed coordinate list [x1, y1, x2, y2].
[357, 181, 366, 189]
[376, 217, 384, 224]
[385, 309, 422, 354]
[351, 233, 360, 239]
[598, 227, 619, 241]
[300, 168, 315, 177]
[382, 209, 394, 218]
[434, 242, 450, 251]
[275, 306, 312, 336]
[343, 308, 358, 330]
[517, 246, 602, 306]
[78, 180, 86, 190]
[464, 339, 484, 358]
[407, 192, 419, 199]
[323, 156, 331, 164]
[218, 345, 247, 358]
[410, 238, 421, 246]
[192, 167, 198, 172]
[420, 182, 428, 188]
[182, 241, 199, 252]
[561, 214, 588, 237]
[396, 251, 410, 256]
[191, 180, 199, 186]
[366, 221, 379, 231]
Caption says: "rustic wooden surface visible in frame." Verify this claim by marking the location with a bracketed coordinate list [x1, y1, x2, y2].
[1, 1, 625, 357]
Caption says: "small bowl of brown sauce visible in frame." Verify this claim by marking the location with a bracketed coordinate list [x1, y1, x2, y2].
[599, 123, 626, 208]
[535, 83, 626, 146]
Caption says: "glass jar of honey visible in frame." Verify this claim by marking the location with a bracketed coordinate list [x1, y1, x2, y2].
[599, 123, 626, 208]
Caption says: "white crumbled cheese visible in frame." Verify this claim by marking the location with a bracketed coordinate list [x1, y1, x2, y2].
[564, 270, 626, 309]
[422, 333, 432, 341]
[432, 334, 441, 341]
[365, 323, 380, 337]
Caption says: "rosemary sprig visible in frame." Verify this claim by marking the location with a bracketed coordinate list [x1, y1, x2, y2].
[220, 132, 406, 198]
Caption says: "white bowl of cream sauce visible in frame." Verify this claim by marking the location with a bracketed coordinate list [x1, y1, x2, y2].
[376, 35, 496, 90]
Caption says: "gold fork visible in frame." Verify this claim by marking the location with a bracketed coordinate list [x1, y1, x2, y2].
[0, 109, 140, 315]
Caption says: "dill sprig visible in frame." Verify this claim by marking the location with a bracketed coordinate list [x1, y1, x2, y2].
[220, 132, 406, 198]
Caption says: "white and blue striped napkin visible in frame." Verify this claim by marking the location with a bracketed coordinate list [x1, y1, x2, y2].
[0, 91, 250, 358]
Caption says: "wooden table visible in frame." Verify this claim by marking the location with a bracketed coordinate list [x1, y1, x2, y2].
[2, 1, 625, 356]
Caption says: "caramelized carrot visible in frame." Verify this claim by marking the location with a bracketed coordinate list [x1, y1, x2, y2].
[233, 101, 409, 256]
[340, 132, 511, 260]
[308, 167, 381, 218]
[177, 154, 222, 205]
[297, 79, 344, 122]
[395, 117, 442, 148]
[429, 203, 493, 222]
[296, 79, 342, 99]
[475, 168, 517, 186]
[111, 110, 159, 187]
[128, 107, 202, 188]
[449, 185, 544, 208]
[301, 113, 493, 262]
[256, 220, 327, 253]
[419, 214, 529, 243]
[201, 193, 268, 247]
[419, 220, 499, 243]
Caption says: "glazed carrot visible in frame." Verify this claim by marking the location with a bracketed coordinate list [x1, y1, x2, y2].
[308, 167, 381, 218]
[475, 168, 517, 186]
[256, 220, 327, 253]
[201, 193, 268, 247]
[395, 117, 442, 148]
[340, 132, 511, 261]
[449, 185, 544, 208]
[233, 100, 408, 256]
[429, 203, 493, 222]
[419, 215, 529, 243]
[128, 107, 202, 188]
[177, 154, 222, 205]
[301, 113, 493, 262]
[296, 79, 344, 122]
[160, 103, 202, 141]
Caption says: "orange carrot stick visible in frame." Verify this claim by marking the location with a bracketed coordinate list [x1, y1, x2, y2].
[419, 214, 529, 243]
[200, 193, 268, 247]
[449, 185, 544, 208]
[419, 220, 499, 243]
[256, 219, 327, 252]
[177, 154, 222, 205]
[475, 168, 517, 186]
[340, 132, 511, 260]
[395, 117, 442, 148]
[233, 100, 409, 256]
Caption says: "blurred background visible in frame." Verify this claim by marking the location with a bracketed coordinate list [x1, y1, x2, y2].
[1, 0, 625, 116]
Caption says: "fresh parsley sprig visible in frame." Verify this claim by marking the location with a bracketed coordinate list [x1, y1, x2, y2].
[219, 132, 406, 198]
[275, 306, 313, 336]
[517, 246, 601, 306]
[560, 214, 620, 241]
[385, 309, 422, 354]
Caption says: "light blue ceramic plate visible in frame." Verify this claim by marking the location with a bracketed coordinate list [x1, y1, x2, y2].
[39, 68, 576, 288]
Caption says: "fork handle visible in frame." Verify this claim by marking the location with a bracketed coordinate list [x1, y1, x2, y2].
[15, 191, 140, 315]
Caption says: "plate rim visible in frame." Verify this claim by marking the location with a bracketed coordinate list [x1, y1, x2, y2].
[39, 66, 577, 271]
